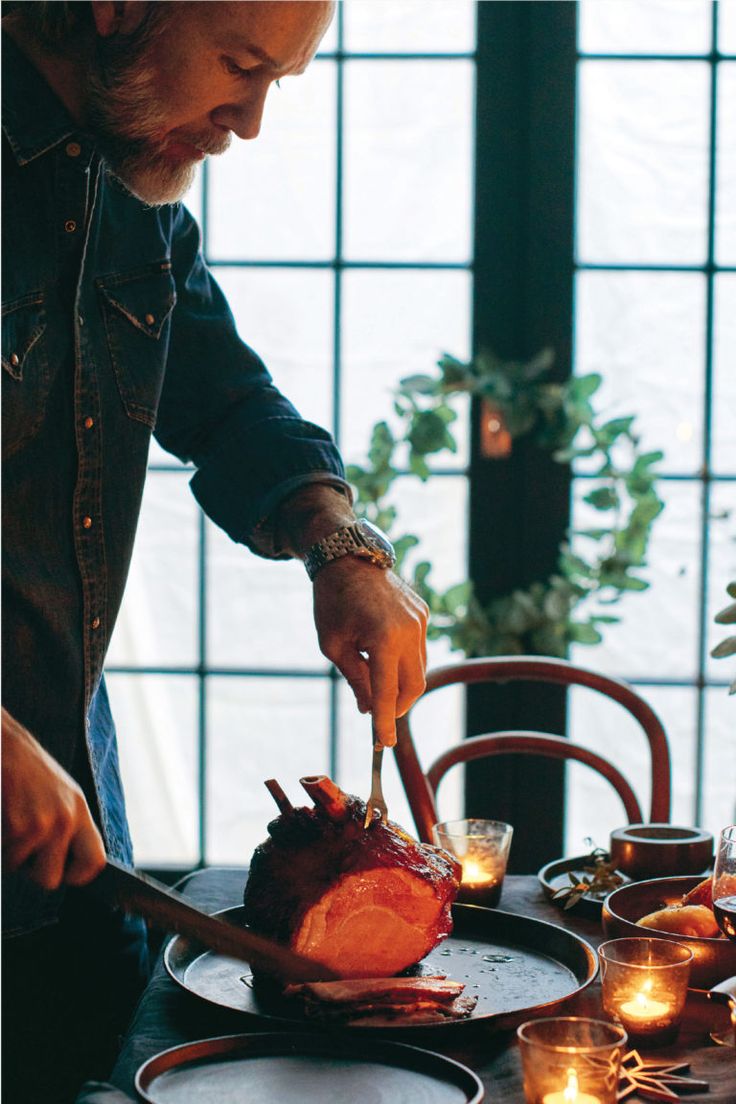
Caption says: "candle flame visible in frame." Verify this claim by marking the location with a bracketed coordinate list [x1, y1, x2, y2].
[461, 858, 496, 886]
[564, 1067, 579, 1103]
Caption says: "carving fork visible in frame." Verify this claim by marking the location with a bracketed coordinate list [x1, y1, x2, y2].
[364, 741, 388, 827]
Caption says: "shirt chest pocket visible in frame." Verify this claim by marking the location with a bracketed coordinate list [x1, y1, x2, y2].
[2, 292, 50, 459]
[97, 262, 177, 429]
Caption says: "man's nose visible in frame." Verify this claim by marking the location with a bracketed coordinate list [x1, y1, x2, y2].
[210, 83, 270, 141]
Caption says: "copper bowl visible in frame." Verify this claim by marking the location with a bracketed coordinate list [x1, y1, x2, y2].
[609, 824, 713, 880]
[602, 876, 736, 989]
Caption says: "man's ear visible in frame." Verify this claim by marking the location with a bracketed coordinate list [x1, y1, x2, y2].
[90, 1, 148, 38]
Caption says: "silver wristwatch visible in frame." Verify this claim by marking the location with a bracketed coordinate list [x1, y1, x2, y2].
[303, 520, 396, 581]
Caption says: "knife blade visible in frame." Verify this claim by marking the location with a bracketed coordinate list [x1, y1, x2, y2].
[90, 858, 337, 981]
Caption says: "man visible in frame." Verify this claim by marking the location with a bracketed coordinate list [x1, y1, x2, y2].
[1, 3, 428, 1100]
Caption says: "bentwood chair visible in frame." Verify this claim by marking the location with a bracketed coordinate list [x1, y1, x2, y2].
[395, 655, 671, 844]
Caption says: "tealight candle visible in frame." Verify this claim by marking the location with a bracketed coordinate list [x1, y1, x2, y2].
[542, 1066, 602, 1104]
[517, 1017, 626, 1104]
[432, 819, 513, 908]
[599, 938, 692, 1047]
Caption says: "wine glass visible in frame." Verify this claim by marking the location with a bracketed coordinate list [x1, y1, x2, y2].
[713, 825, 736, 940]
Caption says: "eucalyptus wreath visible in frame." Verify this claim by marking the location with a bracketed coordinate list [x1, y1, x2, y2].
[347, 349, 665, 658]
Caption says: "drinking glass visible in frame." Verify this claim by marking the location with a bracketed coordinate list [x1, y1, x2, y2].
[713, 825, 736, 940]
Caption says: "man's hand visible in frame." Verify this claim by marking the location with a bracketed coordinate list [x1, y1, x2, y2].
[2, 708, 106, 890]
[313, 558, 429, 747]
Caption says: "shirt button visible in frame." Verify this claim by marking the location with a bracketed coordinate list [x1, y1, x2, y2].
[91, 617, 101, 630]
[84, 416, 94, 430]
[10, 353, 19, 367]
[78, 315, 85, 326]
[144, 313, 155, 325]
[82, 516, 93, 529]
[64, 219, 77, 233]
[66, 141, 82, 158]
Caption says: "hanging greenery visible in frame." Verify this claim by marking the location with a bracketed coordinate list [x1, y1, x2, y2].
[347, 349, 665, 658]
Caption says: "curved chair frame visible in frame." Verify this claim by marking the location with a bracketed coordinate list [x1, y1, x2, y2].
[395, 655, 671, 843]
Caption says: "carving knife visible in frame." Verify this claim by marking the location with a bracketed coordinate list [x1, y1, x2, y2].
[89, 858, 338, 981]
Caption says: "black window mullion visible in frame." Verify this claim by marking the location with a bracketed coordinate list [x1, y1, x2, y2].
[468, 0, 578, 873]
[694, 1, 722, 824]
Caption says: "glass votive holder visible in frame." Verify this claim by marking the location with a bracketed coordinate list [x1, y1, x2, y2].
[432, 818, 513, 907]
[599, 937, 693, 1047]
[517, 1017, 627, 1104]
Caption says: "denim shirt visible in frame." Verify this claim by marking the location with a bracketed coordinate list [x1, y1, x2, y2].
[2, 34, 347, 934]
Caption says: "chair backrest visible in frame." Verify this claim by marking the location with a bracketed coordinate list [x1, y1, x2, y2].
[395, 655, 671, 843]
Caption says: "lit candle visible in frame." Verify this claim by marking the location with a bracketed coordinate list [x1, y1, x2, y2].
[542, 1066, 602, 1104]
[619, 988, 671, 1023]
[461, 857, 498, 888]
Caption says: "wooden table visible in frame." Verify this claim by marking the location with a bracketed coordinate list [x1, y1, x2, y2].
[110, 868, 736, 1101]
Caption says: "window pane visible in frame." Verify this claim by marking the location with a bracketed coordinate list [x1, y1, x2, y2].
[344, 0, 476, 53]
[206, 61, 336, 261]
[707, 482, 736, 682]
[574, 271, 706, 474]
[579, 0, 712, 55]
[570, 480, 701, 680]
[713, 274, 736, 474]
[566, 685, 697, 853]
[703, 687, 736, 835]
[207, 528, 326, 671]
[214, 267, 335, 431]
[716, 62, 736, 265]
[720, 0, 736, 54]
[206, 676, 331, 863]
[343, 60, 473, 261]
[108, 674, 199, 866]
[341, 269, 471, 466]
[577, 60, 710, 264]
[107, 472, 198, 667]
[391, 474, 468, 589]
[337, 682, 463, 838]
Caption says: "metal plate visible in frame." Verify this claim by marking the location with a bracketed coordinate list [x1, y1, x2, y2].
[164, 904, 597, 1032]
[538, 855, 630, 918]
[136, 1032, 484, 1103]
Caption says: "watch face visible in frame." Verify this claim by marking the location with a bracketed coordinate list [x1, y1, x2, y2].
[355, 520, 396, 568]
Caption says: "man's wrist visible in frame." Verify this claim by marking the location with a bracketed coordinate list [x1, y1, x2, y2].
[273, 483, 356, 558]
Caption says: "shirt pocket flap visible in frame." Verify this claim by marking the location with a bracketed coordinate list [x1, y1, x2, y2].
[98, 265, 176, 340]
[2, 293, 47, 379]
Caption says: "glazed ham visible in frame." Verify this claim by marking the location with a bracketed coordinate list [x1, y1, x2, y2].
[242, 776, 461, 979]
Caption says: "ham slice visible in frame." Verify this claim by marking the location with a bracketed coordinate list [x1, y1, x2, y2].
[284, 976, 477, 1025]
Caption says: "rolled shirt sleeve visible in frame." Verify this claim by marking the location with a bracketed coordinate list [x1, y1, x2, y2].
[154, 204, 350, 558]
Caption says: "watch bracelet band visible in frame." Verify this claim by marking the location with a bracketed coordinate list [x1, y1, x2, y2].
[303, 523, 386, 581]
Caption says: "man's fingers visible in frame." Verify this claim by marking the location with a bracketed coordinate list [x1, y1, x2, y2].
[25, 830, 72, 892]
[369, 651, 400, 748]
[395, 651, 427, 719]
[64, 821, 107, 887]
[2, 837, 38, 873]
[329, 646, 372, 713]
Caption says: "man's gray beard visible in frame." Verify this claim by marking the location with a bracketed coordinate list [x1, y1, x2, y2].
[84, 14, 226, 206]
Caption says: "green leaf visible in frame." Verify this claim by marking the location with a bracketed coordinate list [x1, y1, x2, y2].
[408, 410, 454, 455]
[408, 451, 431, 480]
[711, 637, 736, 659]
[715, 601, 736, 625]
[399, 373, 438, 395]
[568, 622, 603, 645]
[569, 373, 602, 401]
[584, 487, 620, 511]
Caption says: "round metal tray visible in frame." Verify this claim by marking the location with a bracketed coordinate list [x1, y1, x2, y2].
[136, 1032, 485, 1103]
[164, 903, 597, 1032]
